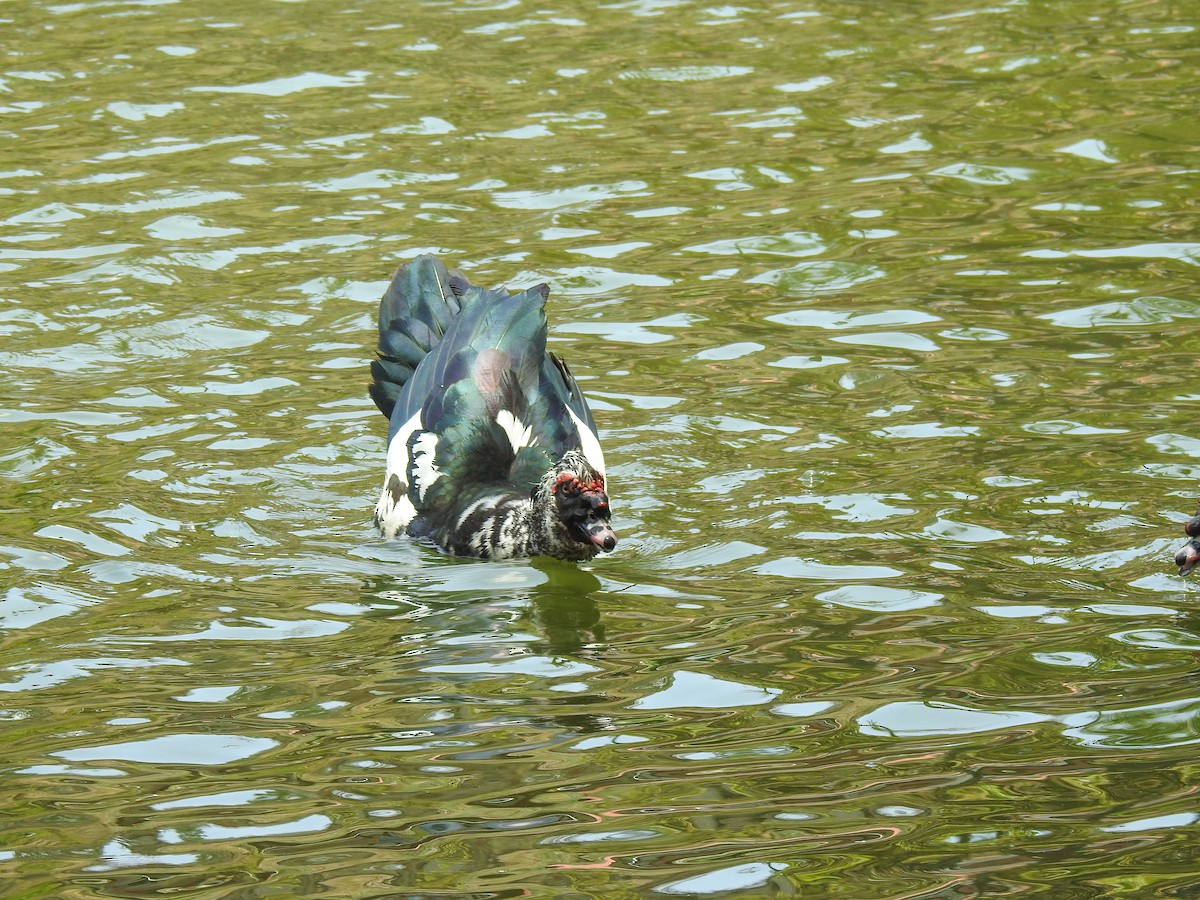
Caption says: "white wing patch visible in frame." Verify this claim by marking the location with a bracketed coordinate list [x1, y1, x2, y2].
[385, 410, 423, 481]
[376, 410, 425, 537]
[375, 489, 416, 539]
[410, 431, 441, 500]
[566, 406, 606, 475]
[496, 409, 535, 453]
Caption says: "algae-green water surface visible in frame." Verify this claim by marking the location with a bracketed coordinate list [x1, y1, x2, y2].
[3, 0, 1199, 896]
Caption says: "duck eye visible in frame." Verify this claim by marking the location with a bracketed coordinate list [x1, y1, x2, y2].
[554, 473, 580, 495]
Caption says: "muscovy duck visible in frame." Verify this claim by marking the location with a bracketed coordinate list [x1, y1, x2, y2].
[1174, 505, 1200, 576]
[368, 255, 617, 561]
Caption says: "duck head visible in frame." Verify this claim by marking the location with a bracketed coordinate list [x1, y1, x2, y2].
[536, 451, 617, 556]
[1175, 507, 1200, 576]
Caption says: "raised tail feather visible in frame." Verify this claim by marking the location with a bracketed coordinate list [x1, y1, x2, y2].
[369, 255, 469, 420]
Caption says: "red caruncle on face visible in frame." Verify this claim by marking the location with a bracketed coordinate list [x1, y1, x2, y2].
[553, 472, 605, 495]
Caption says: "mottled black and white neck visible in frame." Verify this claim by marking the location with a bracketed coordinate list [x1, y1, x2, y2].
[369, 255, 617, 561]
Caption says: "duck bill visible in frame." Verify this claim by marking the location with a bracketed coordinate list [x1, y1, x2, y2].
[587, 523, 618, 553]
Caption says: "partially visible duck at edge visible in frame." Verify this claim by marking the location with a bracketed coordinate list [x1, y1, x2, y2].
[368, 255, 617, 561]
[1174, 504, 1200, 576]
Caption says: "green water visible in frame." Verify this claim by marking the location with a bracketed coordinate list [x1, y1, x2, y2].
[3, 0, 1200, 896]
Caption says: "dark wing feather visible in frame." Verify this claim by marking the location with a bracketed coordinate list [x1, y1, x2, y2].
[504, 349, 600, 470]
[413, 285, 555, 494]
[370, 255, 465, 422]
[553, 352, 598, 433]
